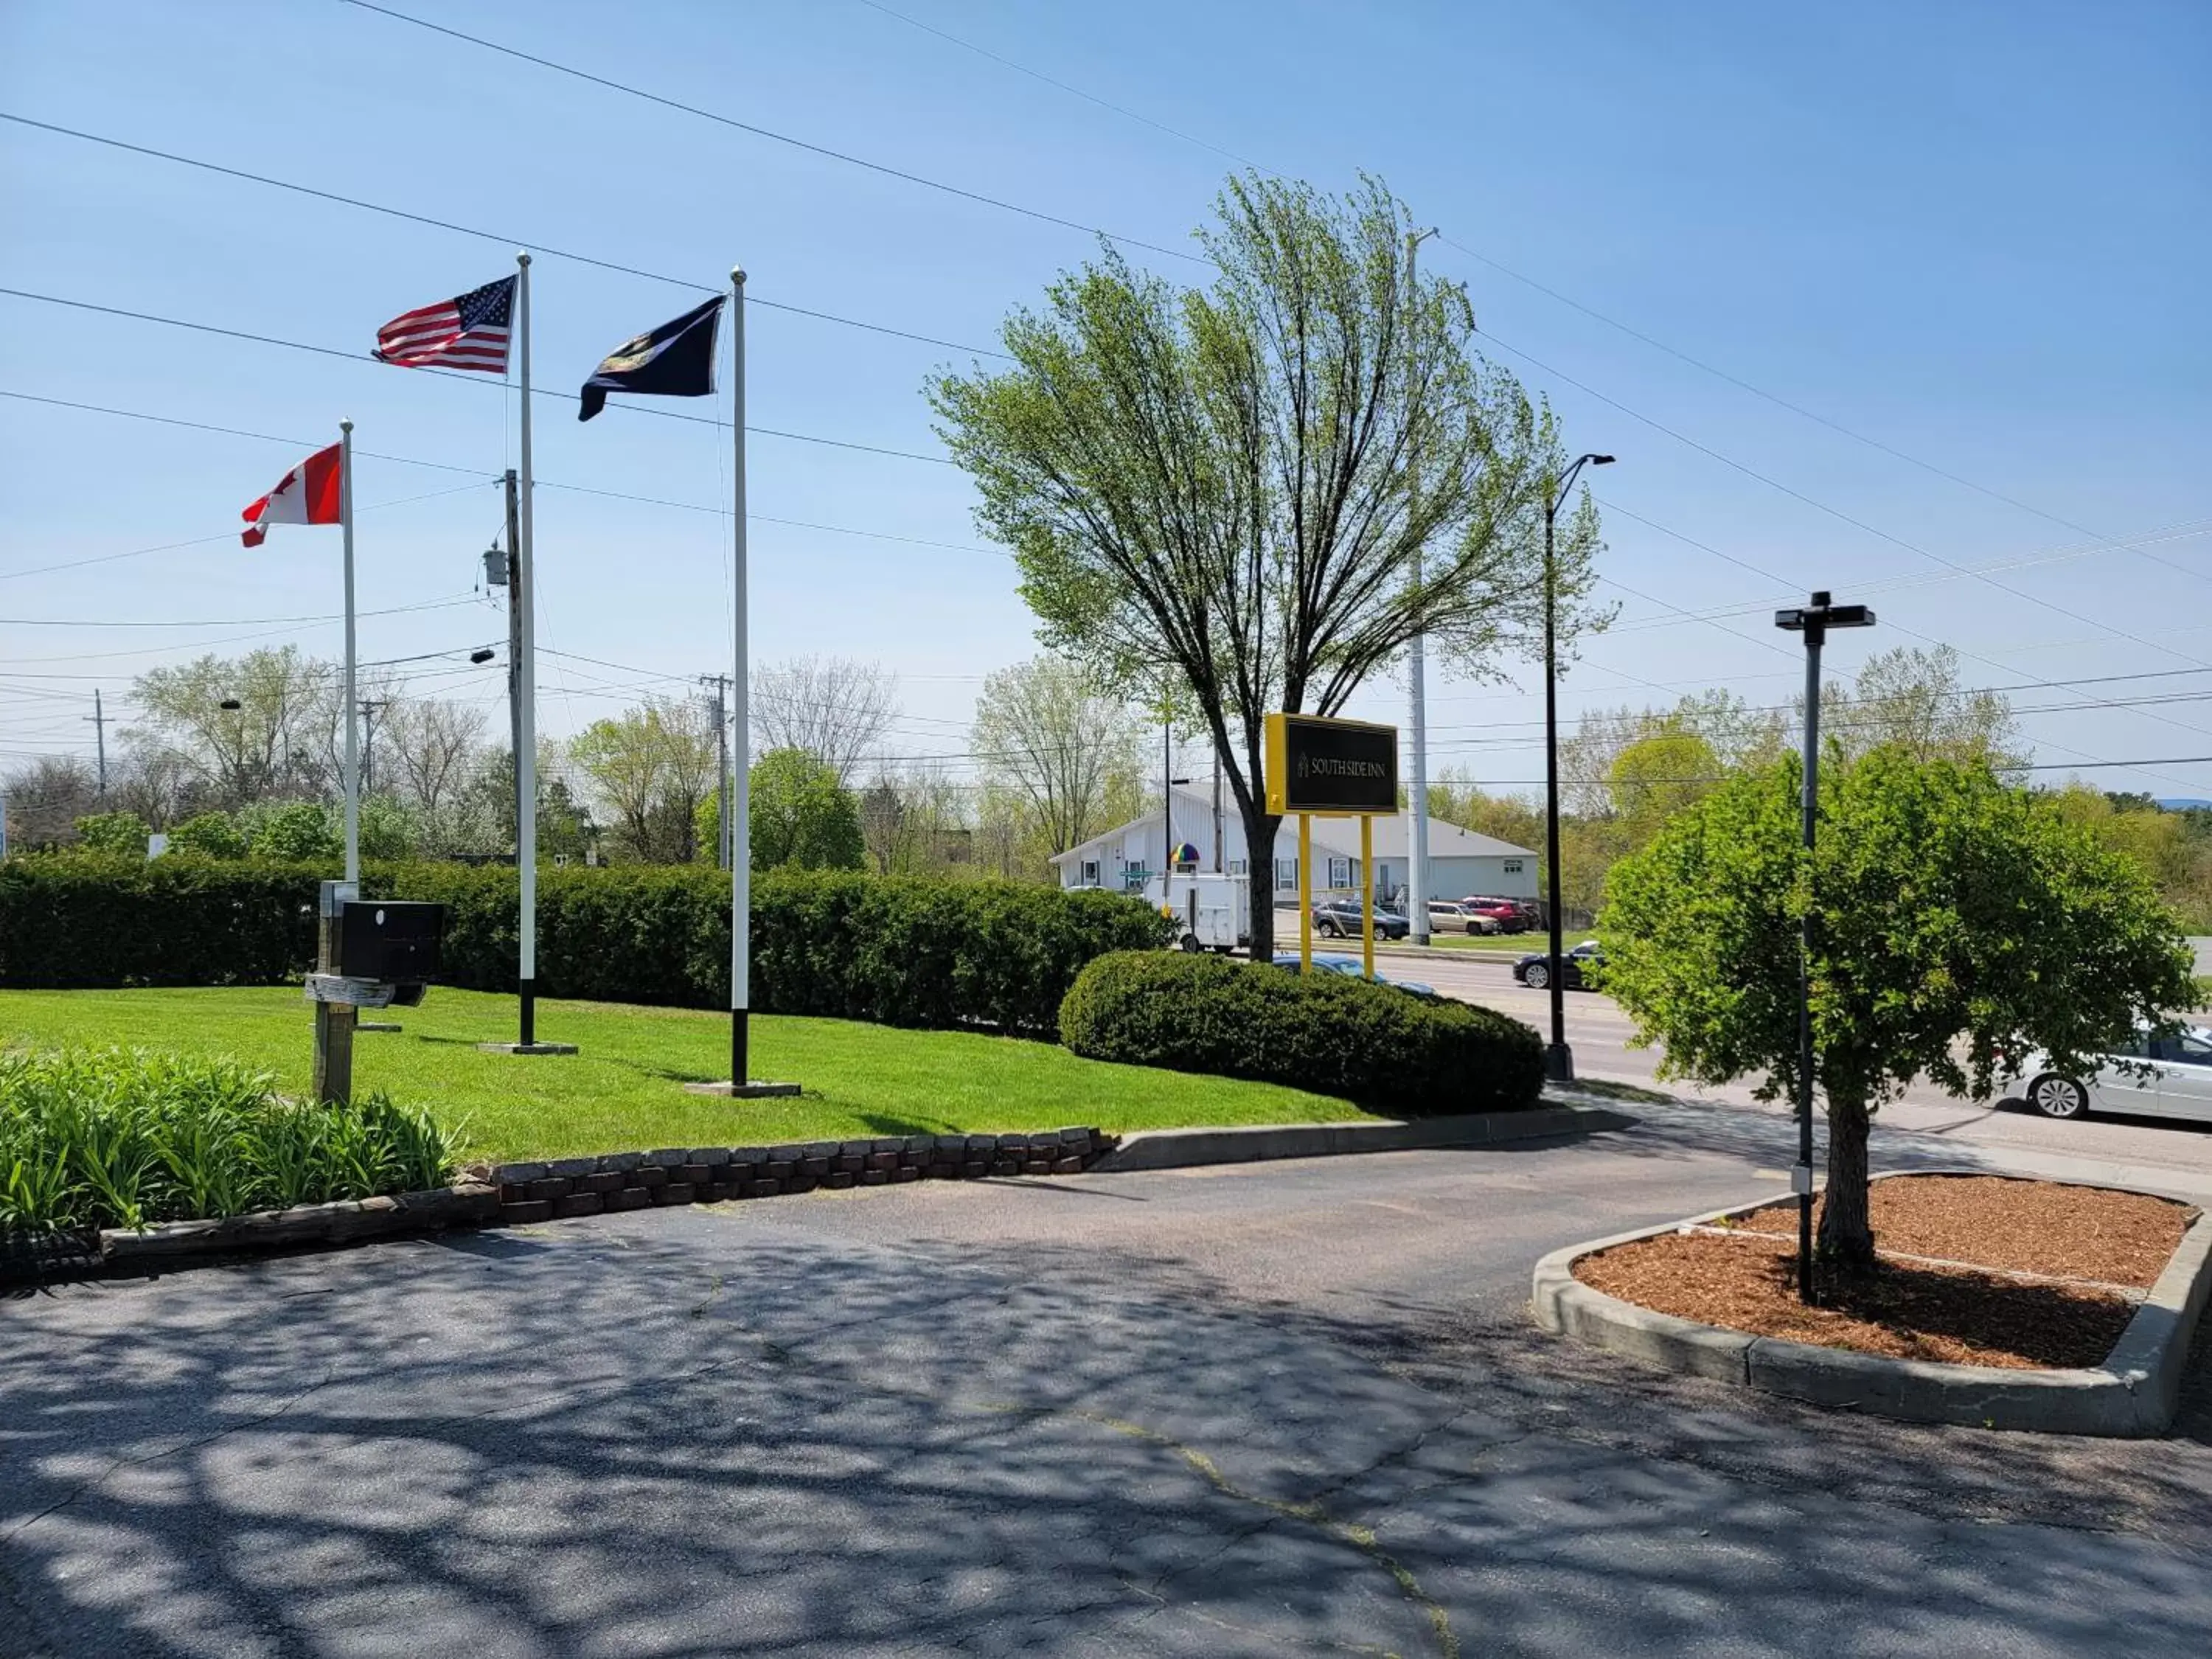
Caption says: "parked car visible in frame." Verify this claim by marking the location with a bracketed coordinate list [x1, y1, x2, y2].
[1513, 940, 1604, 990]
[1428, 899, 1498, 935]
[1270, 953, 1436, 998]
[2011, 1026, 2212, 1123]
[1309, 899, 1410, 940]
[1458, 896, 1535, 933]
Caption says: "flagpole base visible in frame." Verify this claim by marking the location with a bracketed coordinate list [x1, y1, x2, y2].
[683, 1080, 802, 1099]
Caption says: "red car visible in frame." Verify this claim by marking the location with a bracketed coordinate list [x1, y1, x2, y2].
[1458, 896, 1535, 934]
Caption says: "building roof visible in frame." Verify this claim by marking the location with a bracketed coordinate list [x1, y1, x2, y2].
[1050, 792, 1535, 866]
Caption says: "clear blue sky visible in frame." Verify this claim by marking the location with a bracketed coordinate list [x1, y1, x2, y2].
[3, 0, 2208, 798]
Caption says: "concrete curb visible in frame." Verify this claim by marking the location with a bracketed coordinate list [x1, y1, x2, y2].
[1532, 1169, 2212, 1436]
[1088, 1103, 1634, 1173]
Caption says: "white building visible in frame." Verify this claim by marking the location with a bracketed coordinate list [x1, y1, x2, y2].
[1050, 787, 1540, 905]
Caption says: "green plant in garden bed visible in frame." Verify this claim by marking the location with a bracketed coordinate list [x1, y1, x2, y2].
[0, 1046, 465, 1238]
[1058, 951, 1545, 1116]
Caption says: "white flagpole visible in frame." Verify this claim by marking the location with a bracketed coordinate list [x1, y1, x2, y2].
[339, 417, 359, 885]
[516, 251, 539, 1046]
[730, 266, 751, 1088]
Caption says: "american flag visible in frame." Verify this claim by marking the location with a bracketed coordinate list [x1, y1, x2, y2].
[373, 275, 515, 372]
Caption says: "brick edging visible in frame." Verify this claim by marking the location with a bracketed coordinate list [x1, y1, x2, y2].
[482, 1127, 1118, 1225]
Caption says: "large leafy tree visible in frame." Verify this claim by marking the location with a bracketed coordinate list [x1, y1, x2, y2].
[747, 747, 866, 872]
[1602, 748, 2193, 1269]
[931, 172, 1603, 957]
[971, 655, 1145, 861]
[569, 699, 720, 863]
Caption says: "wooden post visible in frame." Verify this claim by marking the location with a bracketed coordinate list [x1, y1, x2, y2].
[312, 880, 356, 1105]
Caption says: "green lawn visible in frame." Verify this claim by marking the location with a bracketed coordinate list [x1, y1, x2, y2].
[0, 987, 1377, 1161]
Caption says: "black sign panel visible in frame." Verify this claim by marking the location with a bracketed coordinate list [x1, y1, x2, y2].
[1267, 714, 1399, 815]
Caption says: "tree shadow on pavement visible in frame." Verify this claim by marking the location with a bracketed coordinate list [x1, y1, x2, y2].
[3, 1208, 2210, 1658]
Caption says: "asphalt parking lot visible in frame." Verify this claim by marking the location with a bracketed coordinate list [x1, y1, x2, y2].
[7, 1099, 2211, 1657]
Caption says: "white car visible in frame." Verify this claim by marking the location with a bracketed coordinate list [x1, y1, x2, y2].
[2015, 1026, 2212, 1124]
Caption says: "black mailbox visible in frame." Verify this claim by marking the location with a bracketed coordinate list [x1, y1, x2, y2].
[338, 901, 448, 984]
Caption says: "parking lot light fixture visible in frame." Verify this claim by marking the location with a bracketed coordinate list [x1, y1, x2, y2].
[1775, 589, 1877, 1303]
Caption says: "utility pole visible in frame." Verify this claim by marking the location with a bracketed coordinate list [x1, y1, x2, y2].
[358, 699, 389, 796]
[700, 672, 733, 869]
[1212, 753, 1223, 873]
[1405, 225, 1438, 944]
[499, 469, 524, 863]
[85, 689, 108, 798]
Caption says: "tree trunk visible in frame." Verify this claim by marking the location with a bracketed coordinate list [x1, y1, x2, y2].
[1242, 801, 1281, 961]
[1818, 1088, 1877, 1270]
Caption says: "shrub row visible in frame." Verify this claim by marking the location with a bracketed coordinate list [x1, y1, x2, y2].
[0, 855, 1172, 1037]
[1057, 951, 1545, 1117]
[0, 1047, 462, 1237]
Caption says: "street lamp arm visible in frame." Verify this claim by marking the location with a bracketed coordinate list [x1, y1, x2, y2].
[1547, 452, 1615, 519]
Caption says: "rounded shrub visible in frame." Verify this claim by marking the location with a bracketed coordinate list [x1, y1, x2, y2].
[1059, 951, 1545, 1117]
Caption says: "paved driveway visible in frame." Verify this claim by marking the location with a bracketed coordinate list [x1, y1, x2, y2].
[6, 1105, 2211, 1657]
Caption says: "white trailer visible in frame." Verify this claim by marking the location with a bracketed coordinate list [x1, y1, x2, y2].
[1148, 872, 1248, 953]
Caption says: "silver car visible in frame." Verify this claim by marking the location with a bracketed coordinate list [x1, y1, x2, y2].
[2017, 1026, 2212, 1123]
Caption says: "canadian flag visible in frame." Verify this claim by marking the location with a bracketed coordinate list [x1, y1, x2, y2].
[241, 443, 343, 547]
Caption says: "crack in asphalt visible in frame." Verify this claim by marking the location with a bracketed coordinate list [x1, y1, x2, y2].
[1, 1368, 336, 1546]
[974, 1399, 1464, 1659]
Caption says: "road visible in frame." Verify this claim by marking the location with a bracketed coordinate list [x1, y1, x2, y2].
[1383, 943, 2212, 1179]
[6, 1099, 2211, 1657]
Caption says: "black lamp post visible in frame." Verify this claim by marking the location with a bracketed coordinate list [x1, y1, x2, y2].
[1540, 452, 1613, 1083]
[1774, 590, 1876, 1303]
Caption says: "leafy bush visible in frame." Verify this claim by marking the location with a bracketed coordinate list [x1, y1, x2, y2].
[240, 799, 342, 862]
[73, 811, 149, 858]
[1059, 951, 1545, 1116]
[0, 1047, 465, 1237]
[167, 811, 249, 859]
[0, 858, 1172, 1037]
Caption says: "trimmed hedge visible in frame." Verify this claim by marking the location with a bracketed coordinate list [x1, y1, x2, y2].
[1058, 950, 1545, 1116]
[0, 855, 1172, 1037]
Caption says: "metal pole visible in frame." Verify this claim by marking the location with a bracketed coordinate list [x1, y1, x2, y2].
[503, 467, 523, 869]
[1406, 226, 1436, 946]
[515, 251, 538, 1046]
[1298, 812, 1313, 973]
[730, 267, 751, 1088]
[1360, 813, 1375, 981]
[1798, 608, 1826, 1305]
[1541, 495, 1571, 1082]
[338, 419, 358, 885]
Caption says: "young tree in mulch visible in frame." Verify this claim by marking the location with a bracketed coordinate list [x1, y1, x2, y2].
[1601, 746, 2194, 1270]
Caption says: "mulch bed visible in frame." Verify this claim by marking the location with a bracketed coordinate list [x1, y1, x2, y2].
[1573, 1175, 2198, 1371]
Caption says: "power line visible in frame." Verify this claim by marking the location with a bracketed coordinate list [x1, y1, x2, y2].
[0, 479, 495, 584]
[0, 288, 954, 465]
[331, 1, 1203, 265]
[0, 111, 1009, 362]
[832, 3, 2127, 552]
[0, 389, 992, 567]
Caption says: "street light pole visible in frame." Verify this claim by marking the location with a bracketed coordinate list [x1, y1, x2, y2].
[1541, 452, 1613, 1084]
[1775, 590, 1876, 1304]
[1405, 225, 1437, 946]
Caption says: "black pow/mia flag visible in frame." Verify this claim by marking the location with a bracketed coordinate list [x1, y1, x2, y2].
[578, 295, 725, 421]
